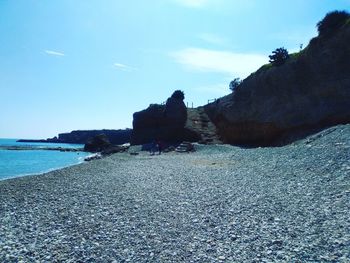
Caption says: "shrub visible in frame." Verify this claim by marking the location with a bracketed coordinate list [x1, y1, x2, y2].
[171, 90, 185, 100]
[269, 47, 289, 66]
[317, 10, 350, 36]
[289, 52, 301, 60]
[258, 63, 273, 71]
[229, 78, 242, 92]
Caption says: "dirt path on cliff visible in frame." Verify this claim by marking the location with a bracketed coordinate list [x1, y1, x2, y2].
[186, 107, 221, 144]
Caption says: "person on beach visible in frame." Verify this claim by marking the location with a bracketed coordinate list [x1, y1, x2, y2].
[157, 140, 163, 155]
[150, 139, 157, 155]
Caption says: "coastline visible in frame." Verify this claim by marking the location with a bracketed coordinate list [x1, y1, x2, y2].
[0, 143, 89, 181]
[0, 157, 87, 182]
[1, 125, 349, 262]
[0, 145, 83, 152]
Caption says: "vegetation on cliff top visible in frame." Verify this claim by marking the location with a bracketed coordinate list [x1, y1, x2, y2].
[171, 90, 185, 101]
[254, 10, 349, 75]
[317, 10, 350, 37]
[229, 78, 242, 92]
[268, 47, 290, 66]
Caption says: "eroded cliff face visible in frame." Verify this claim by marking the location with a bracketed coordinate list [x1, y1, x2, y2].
[57, 129, 132, 145]
[205, 22, 350, 146]
[131, 95, 200, 145]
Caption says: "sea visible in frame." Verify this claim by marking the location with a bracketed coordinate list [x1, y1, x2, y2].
[0, 139, 90, 181]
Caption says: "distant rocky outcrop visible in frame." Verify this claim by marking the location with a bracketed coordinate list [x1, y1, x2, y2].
[57, 129, 131, 145]
[84, 134, 129, 154]
[205, 13, 350, 146]
[84, 134, 112, 152]
[131, 91, 200, 145]
[18, 129, 132, 145]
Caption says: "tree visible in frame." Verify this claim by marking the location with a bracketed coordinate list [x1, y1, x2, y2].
[171, 90, 185, 100]
[229, 78, 242, 92]
[317, 10, 350, 37]
[269, 47, 289, 66]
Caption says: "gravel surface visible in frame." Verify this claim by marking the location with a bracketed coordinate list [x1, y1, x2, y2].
[0, 125, 349, 262]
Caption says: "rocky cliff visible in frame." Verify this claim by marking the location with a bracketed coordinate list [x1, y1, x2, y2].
[57, 129, 131, 144]
[205, 13, 350, 146]
[18, 129, 132, 145]
[131, 91, 201, 145]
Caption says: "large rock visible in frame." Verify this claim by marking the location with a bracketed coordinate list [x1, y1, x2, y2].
[84, 134, 112, 152]
[131, 91, 199, 145]
[132, 104, 166, 130]
[205, 21, 350, 146]
[164, 97, 187, 127]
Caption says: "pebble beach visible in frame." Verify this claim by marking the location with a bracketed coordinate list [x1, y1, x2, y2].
[0, 125, 349, 262]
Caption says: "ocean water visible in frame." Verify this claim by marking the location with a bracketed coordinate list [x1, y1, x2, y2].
[0, 139, 89, 181]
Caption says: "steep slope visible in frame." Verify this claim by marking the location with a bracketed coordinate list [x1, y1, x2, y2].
[205, 17, 350, 146]
[186, 107, 221, 144]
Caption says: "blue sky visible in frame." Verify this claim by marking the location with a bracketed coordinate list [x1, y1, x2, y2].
[0, 0, 349, 138]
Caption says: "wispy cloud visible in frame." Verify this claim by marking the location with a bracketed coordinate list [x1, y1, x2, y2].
[171, 48, 267, 78]
[113, 63, 137, 72]
[174, 0, 209, 8]
[44, 50, 65, 56]
[198, 33, 228, 46]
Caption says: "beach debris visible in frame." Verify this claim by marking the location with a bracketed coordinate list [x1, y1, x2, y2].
[163, 146, 176, 153]
[175, 142, 195, 153]
[84, 153, 102, 161]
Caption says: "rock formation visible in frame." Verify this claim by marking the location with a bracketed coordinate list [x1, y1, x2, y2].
[164, 96, 187, 127]
[131, 91, 200, 145]
[84, 134, 112, 152]
[84, 134, 129, 154]
[18, 129, 132, 145]
[205, 15, 350, 146]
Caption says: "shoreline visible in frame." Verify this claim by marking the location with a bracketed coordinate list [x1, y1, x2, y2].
[0, 158, 87, 183]
[0, 145, 84, 152]
[1, 125, 349, 262]
[0, 147, 89, 182]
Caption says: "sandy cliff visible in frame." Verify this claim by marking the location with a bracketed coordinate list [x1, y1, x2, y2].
[205, 16, 350, 146]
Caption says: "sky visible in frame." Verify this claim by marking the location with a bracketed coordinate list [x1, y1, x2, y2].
[0, 0, 349, 139]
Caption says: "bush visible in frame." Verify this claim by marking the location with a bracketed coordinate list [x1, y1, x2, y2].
[258, 63, 273, 72]
[289, 52, 301, 60]
[149, 103, 164, 110]
[171, 90, 185, 100]
[229, 78, 242, 92]
[269, 47, 289, 66]
[317, 10, 350, 36]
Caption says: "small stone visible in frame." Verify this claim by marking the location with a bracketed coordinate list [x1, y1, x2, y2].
[272, 240, 283, 246]
[218, 256, 226, 260]
[230, 235, 238, 241]
[276, 251, 285, 259]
